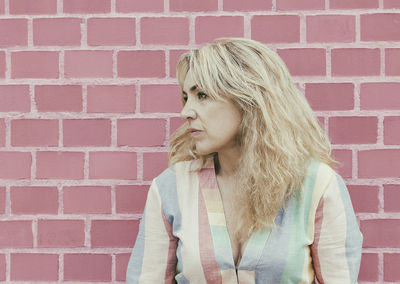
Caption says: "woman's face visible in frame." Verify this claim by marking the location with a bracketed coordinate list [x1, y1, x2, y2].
[180, 70, 242, 155]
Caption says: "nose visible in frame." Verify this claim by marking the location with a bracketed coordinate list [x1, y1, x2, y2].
[180, 100, 197, 120]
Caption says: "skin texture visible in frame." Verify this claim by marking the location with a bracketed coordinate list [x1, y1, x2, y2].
[180, 70, 242, 176]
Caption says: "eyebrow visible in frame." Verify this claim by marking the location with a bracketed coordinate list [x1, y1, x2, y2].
[182, 85, 198, 95]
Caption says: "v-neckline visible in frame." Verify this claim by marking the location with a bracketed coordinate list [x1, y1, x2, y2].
[199, 156, 271, 271]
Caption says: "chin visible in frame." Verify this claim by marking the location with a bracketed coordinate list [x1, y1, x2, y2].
[194, 144, 214, 156]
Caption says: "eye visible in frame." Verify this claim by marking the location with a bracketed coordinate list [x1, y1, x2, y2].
[182, 93, 188, 103]
[197, 92, 208, 100]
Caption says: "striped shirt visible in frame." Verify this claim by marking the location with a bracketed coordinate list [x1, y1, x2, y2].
[126, 158, 363, 283]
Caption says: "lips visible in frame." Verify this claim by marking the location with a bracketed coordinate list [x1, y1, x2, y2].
[189, 128, 202, 136]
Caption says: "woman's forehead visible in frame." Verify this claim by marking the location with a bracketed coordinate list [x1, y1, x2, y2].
[182, 70, 197, 93]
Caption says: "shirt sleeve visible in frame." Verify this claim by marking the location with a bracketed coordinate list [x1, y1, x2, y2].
[311, 172, 363, 284]
[126, 179, 178, 284]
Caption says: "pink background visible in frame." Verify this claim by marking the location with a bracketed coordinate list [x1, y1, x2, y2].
[0, 0, 399, 282]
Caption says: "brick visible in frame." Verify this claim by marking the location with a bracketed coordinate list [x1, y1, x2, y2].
[116, 0, 163, 12]
[63, 186, 111, 214]
[91, 220, 139, 247]
[386, 48, 400, 76]
[347, 185, 379, 213]
[143, 152, 168, 181]
[35, 85, 82, 112]
[195, 16, 244, 44]
[384, 253, 400, 281]
[359, 149, 400, 178]
[117, 119, 165, 146]
[0, 51, 4, 78]
[0, 0, 4, 14]
[38, 219, 85, 247]
[64, 254, 111, 281]
[331, 0, 378, 9]
[88, 18, 135, 46]
[0, 221, 32, 248]
[277, 48, 326, 76]
[361, 13, 400, 41]
[89, 152, 137, 179]
[116, 185, 148, 213]
[11, 119, 58, 146]
[384, 116, 400, 144]
[116, 253, 131, 281]
[359, 253, 378, 281]
[118, 50, 165, 78]
[170, 0, 217, 11]
[277, 0, 324, 10]
[170, 117, 185, 134]
[63, 0, 110, 13]
[11, 186, 58, 214]
[0, 187, 5, 214]
[332, 149, 352, 178]
[385, 0, 400, 8]
[306, 15, 355, 43]
[0, 152, 31, 179]
[10, 254, 58, 281]
[384, 184, 400, 212]
[65, 50, 113, 78]
[331, 48, 380, 76]
[305, 83, 354, 111]
[87, 85, 136, 113]
[361, 219, 400, 247]
[36, 151, 84, 179]
[329, 116, 377, 144]
[63, 119, 111, 146]
[0, 118, 5, 146]
[360, 82, 400, 110]
[251, 15, 299, 43]
[141, 17, 189, 45]
[10, 0, 57, 14]
[0, 87, 31, 114]
[169, 49, 189, 78]
[11, 51, 59, 78]
[33, 18, 81, 46]
[141, 84, 181, 113]
[0, 254, 4, 281]
[223, 0, 272, 11]
[0, 19, 28, 47]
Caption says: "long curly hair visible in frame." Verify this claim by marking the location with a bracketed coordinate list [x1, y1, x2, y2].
[168, 38, 337, 238]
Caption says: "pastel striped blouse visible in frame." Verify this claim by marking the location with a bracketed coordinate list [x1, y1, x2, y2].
[126, 158, 363, 283]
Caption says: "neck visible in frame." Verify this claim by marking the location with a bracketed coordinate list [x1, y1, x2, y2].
[214, 146, 241, 177]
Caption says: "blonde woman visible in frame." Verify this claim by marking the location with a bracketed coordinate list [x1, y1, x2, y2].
[126, 38, 363, 283]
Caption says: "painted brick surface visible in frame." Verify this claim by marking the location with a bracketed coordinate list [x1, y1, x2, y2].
[251, 15, 300, 43]
[10, 253, 58, 281]
[63, 186, 111, 214]
[0, 19, 28, 47]
[36, 151, 84, 179]
[87, 18, 136, 46]
[306, 15, 355, 43]
[10, 0, 57, 14]
[35, 85, 83, 112]
[11, 186, 58, 214]
[87, 85, 136, 113]
[33, 18, 82, 46]
[0, 1, 398, 282]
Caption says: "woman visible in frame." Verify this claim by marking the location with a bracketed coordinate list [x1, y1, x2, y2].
[126, 38, 363, 283]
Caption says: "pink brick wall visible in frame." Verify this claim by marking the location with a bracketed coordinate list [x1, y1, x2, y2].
[0, 0, 398, 282]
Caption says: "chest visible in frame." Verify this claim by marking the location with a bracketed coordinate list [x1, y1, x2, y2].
[216, 176, 250, 268]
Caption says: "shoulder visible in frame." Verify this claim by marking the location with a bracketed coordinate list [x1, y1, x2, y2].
[153, 159, 196, 187]
[301, 159, 336, 207]
[152, 159, 199, 204]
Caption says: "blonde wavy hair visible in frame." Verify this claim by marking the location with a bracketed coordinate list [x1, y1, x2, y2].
[168, 38, 337, 238]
